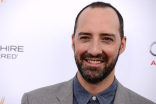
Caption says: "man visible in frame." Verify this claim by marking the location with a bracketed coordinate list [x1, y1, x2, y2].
[22, 2, 155, 104]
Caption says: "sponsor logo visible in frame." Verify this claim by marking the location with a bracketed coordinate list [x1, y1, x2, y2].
[150, 42, 156, 56]
[151, 61, 156, 65]
[1, 0, 5, 3]
[0, 45, 24, 59]
[150, 42, 156, 66]
[0, 97, 5, 104]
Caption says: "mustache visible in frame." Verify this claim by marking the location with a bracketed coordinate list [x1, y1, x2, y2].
[80, 53, 108, 61]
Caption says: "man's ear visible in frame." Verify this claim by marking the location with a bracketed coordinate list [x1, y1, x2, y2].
[119, 36, 127, 55]
[72, 34, 74, 51]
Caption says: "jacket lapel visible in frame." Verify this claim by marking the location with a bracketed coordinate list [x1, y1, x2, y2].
[56, 78, 74, 104]
[56, 78, 133, 104]
[114, 81, 132, 104]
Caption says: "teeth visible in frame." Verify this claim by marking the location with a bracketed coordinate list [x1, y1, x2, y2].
[87, 60, 102, 64]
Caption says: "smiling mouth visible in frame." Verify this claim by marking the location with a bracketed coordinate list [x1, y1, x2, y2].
[85, 59, 104, 64]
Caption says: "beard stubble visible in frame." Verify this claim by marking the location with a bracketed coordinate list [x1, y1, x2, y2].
[74, 50, 120, 84]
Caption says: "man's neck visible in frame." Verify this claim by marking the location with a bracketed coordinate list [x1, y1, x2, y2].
[77, 70, 115, 95]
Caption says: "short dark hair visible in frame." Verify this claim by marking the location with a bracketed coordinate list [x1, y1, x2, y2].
[73, 1, 124, 40]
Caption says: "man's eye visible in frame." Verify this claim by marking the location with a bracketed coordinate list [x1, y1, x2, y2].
[103, 37, 113, 41]
[80, 37, 90, 40]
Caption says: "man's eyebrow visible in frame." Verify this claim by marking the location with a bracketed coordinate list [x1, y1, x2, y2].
[100, 33, 116, 39]
[78, 32, 92, 36]
[78, 32, 116, 39]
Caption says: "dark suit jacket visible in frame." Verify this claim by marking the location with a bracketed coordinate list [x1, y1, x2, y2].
[21, 78, 155, 104]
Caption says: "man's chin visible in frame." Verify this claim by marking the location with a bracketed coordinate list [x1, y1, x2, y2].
[79, 68, 106, 84]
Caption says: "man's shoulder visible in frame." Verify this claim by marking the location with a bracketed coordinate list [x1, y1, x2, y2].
[22, 78, 74, 104]
[28, 78, 73, 96]
[126, 88, 155, 104]
[115, 81, 155, 104]
[27, 81, 66, 96]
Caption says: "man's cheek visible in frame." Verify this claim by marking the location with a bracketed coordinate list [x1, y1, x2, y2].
[105, 51, 115, 59]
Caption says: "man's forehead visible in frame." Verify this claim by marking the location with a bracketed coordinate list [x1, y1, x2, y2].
[75, 7, 120, 36]
[80, 7, 117, 16]
[77, 7, 119, 26]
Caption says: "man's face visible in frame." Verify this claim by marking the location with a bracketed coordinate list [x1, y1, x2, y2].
[72, 7, 126, 84]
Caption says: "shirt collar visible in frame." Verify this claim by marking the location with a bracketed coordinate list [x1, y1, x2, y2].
[73, 74, 117, 104]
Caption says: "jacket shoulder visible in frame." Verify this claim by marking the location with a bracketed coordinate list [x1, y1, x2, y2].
[27, 81, 66, 96]
[126, 88, 155, 104]
[21, 78, 74, 104]
[115, 81, 155, 104]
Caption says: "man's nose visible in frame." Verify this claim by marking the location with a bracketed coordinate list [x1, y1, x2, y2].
[88, 40, 102, 56]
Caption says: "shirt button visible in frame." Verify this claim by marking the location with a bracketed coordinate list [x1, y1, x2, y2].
[92, 96, 96, 100]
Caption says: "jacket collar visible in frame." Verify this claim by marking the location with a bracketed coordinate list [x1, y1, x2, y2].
[114, 80, 132, 104]
[56, 78, 132, 104]
[56, 78, 74, 104]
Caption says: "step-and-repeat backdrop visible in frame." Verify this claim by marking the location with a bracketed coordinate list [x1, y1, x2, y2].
[0, 0, 156, 104]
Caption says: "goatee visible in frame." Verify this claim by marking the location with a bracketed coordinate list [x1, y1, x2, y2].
[74, 52, 119, 84]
